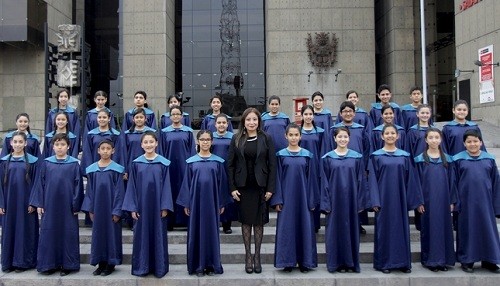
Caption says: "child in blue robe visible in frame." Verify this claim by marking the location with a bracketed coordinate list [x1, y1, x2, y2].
[369, 84, 403, 128]
[262, 95, 290, 151]
[201, 94, 234, 132]
[177, 130, 230, 276]
[0, 132, 39, 272]
[370, 105, 406, 153]
[82, 139, 125, 276]
[29, 133, 84, 276]
[335, 90, 374, 132]
[45, 89, 81, 148]
[83, 91, 116, 138]
[1, 113, 41, 158]
[122, 131, 173, 278]
[160, 94, 191, 129]
[42, 112, 79, 159]
[121, 91, 156, 131]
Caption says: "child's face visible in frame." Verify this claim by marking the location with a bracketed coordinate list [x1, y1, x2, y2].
[302, 108, 314, 125]
[347, 93, 359, 106]
[16, 116, 29, 132]
[211, 98, 222, 112]
[381, 126, 399, 144]
[285, 127, 301, 147]
[95, 95, 107, 109]
[197, 133, 212, 152]
[453, 104, 468, 121]
[464, 135, 482, 155]
[382, 108, 394, 124]
[53, 139, 69, 157]
[134, 93, 146, 107]
[215, 117, 228, 133]
[340, 106, 355, 123]
[417, 107, 431, 123]
[312, 96, 323, 110]
[169, 108, 183, 124]
[55, 114, 68, 130]
[141, 135, 158, 154]
[58, 92, 69, 107]
[97, 112, 110, 128]
[168, 97, 180, 108]
[97, 143, 114, 160]
[268, 99, 280, 114]
[10, 135, 27, 154]
[378, 89, 391, 104]
[425, 131, 441, 150]
[410, 90, 422, 104]
[133, 113, 146, 127]
[334, 130, 350, 148]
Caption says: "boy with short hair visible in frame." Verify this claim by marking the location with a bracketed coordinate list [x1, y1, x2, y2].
[369, 84, 404, 128]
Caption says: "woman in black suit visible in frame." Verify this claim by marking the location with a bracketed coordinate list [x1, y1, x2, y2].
[228, 107, 277, 274]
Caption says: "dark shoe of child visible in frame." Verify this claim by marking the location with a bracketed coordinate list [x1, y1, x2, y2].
[60, 269, 72, 276]
[101, 265, 115, 276]
[283, 267, 293, 273]
[481, 261, 500, 273]
[40, 269, 56, 275]
[461, 263, 474, 273]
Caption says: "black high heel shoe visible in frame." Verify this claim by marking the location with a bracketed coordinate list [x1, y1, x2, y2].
[253, 254, 262, 273]
[245, 253, 253, 274]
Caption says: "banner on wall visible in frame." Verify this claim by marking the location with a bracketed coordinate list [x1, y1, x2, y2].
[478, 45, 495, 104]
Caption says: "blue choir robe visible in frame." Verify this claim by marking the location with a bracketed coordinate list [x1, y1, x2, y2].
[81, 128, 125, 171]
[414, 153, 456, 267]
[212, 131, 238, 223]
[122, 107, 156, 131]
[45, 106, 81, 146]
[0, 154, 39, 271]
[201, 114, 234, 132]
[335, 107, 374, 132]
[1, 131, 41, 158]
[405, 125, 430, 159]
[262, 112, 290, 151]
[270, 148, 318, 269]
[81, 161, 125, 266]
[370, 124, 406, 154]
[159, 112, 191, 129]
[159, 125, 196, 227]
[313, 108, 334, 131]
[442, 120, 486, 155]
[177, 154, 230, 275]
[331, 122, 370, 166]
[29, 155, 83, 272]
[369, 102, 404, 128]
[452, 151, 500, 264]
[400, 104, 434, 131]
[42, 131, 79, 159]
[123, 127, 156, 174]
[83, 107, 117, 138]
[121, 155, 174, 277]
[320, 150, 367, 272]
[368, 149, 423, 270]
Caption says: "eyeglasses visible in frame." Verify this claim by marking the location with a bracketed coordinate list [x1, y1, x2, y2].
[341, 110, 354, 114]
[198, 138, 212, 142]
[170, 113, 182, 116]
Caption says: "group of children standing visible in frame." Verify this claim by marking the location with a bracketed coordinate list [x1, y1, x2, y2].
[0, 86, 499, 278]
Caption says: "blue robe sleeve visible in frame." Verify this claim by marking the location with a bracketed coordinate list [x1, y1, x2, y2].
[113, 134, 127, 168]
[270, 157, 284, 207]
[0, 165, 4, 209]
[367, 156, 381, 209]
[81, 172, 95, 213]
[176, 163, 192, 209]
[112, 172, 126, 217]
[70, 137, 79, 158]
[81, 134, 93, 170]
[218, 162, 231, 208]
[160, 164, 174, 212]
[492, 160, 500, 217]
[122, 163, 139, 212]
[72, 165, 84, 212]
[357, 160, 369, 211]
[405, 157, 423, 210]
[319, 158, 332, 213]
[308, 156, 320, 210]
[29, 161, 45, 208]
[200, 117, 209, 130]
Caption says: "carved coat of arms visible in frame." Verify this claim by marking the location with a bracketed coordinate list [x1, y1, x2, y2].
[306, 32, 338, 71]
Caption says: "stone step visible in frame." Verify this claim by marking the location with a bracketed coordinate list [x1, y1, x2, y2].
[0, 263, 498, 286]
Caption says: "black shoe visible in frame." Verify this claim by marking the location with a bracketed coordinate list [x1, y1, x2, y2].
[93, 267, 103, 276]
[101, 265, 115, 276]
[461, 263, 474, 273]
[481, 261, 500, 273]
[3, 267, 15, 273]
[253, 254, 262, 274]
[60, 269, 72, 276]
[299, 265, 310, 273]
[245, 253, 253, 274]
[400, 268, 411, 273]
[283, 267, 293, 273]
[381, 269, 391, 274]
[223, 228, 232, 234]
[359, 225, 367, 234]
[196, 271, 205, 277]
[427, 266, 438, 272]
[347, 268, 355, 273]
[437, 266, 448, 271]
[40, 269, 56, 275]
[205, 267, 215, 276]
[14, 268, 26, 273]
[338, 267, 346, 273]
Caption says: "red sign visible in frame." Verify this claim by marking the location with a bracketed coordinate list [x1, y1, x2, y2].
[459, 0, 482, 11]
[479, 48, 493, 82]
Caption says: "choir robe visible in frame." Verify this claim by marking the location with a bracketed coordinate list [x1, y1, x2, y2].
[442, 120, 486, 155]
[335, 107, 374, 132]
[1, 131, 41, 158]
[159, 112, 191, 129]
[331, 122, 370, 166]
[369, 102, 404, 128]
[320, 150, 367, 272]
[83, 107, 117, 138]
[405, 125, 432, 159]
[0, 154, 39, 271]
[313, 108, 334, 131]
[122, 107, 156, 131]
[370, 124, 406, 154]
[81, 128, 125, 171]
[452, 151, 500, 265]
[122, 155, 173, 278]
[212, 131, 238, 223]
[201, 114, 234, 133]
[177, 154, 230, 275]
[123, 127, 156, 174]
[261, 112, 290, 151]
[368, 149, 423, 271]
[414, 153, 456, 267]
[42, 131, 79, 159]
[299, 127, 329, 230]
[81, 161, 125, 266]
[159, 125, 196, 227]
[45, 106, 81, 146]
[270, 148, 318, 269]
[29, 155, 83, 272]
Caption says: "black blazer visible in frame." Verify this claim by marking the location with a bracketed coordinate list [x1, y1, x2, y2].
[227, 132, 276, 194]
